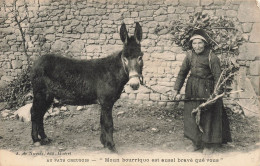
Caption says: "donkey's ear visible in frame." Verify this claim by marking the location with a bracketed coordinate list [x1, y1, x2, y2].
[120, 23, 129, 45]
[134, 22, 142, 44]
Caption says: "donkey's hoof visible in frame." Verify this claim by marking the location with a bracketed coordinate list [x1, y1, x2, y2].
[109, 146, 118, 153]
[34, 142, 41, 147]
[41, 138, 52, 145]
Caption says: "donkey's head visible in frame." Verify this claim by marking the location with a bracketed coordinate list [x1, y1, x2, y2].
[120, 22, 143, 90]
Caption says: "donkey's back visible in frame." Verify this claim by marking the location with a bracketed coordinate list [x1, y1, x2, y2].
[31, 54, 118, 105]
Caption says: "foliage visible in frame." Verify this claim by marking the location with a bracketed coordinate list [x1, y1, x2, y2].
[0, 66, 32, 109]
[155, 12, 244, 55]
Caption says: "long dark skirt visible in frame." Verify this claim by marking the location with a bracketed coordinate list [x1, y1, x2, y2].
[184, 76, 232, 145]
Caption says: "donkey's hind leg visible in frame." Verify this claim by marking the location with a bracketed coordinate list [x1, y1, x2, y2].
[31, 91, 53, 146]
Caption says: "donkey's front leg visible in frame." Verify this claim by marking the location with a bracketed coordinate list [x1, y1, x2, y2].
[100, 102, 117, 152]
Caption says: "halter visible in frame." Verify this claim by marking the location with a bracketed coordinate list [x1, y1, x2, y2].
[121, 54, 144, 85]
[121, 54, 128, 75]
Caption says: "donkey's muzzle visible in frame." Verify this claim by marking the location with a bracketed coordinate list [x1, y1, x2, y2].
[129, 74, 143, 90]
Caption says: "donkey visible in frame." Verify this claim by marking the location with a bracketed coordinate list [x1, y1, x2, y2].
[30, 22, 143, 152]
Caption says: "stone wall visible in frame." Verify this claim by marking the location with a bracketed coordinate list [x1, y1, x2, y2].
[0, 0, 259, 107]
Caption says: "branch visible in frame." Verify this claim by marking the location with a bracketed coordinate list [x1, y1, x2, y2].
[192, 90, 243, 114]
[215, 72, 236, 94]
[11, 0, 29, 59]
[192, 89, 243, 133]
[213, 69, 226, 94]
[211, 27, 237, 30]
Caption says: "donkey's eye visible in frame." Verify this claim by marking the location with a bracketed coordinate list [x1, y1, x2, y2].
[123, 57, 128, 65]
[137, 56, 143, 63]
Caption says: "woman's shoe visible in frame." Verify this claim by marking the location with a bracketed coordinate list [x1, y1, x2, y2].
[186, 144, 201, 152]
[203, 147, 214, 155]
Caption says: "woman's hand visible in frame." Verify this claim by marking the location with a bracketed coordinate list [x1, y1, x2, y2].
[171, 90, 182, 100]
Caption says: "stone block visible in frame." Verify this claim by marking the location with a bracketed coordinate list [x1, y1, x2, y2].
[168, 14, 179, 21]
[103, 28, 116, 34]
[226, 10, 237, 17]
[0, 42, 10, 52]
[162, 52, 176, 61]
[0, 80, 7, 89]
[11, 60, 23, 69]
[175, 6, 186, 13]
[186, 7, 195, 13]
[69, 40, 85, 53]
[158, 67, 165, 74]
[120, 93, 129, 99]
[88, 33, 100, 40]
[1, 76, 13, 82]
[131, 12, 139, 18]
[39, 0, 52, 6]
[238, 43, 260, 60]
[136, 86, 151, 94]
[71, 20, 80, 26]
[242, 23, 253, 33]
[214, 0, 225, 5]
[74, 24, 85, 34]
[139, 10, 154, 17]
[168, 6, 176, 14]
[124, 85, 135, 93]
[170, 46, 183, 54]
[164, 0, 179, 6]
[129, 93, 136, 100]
[102, 45, 122, 55]
[158, 101, 167, 107]
[142, 100, 154, 106]
[250, 23, 260, 42]
[158, 81, 173, 87]
[80, 8, 96, 16]
[96, 9, 106, 15]
[249, 61, 260, 76]
[154, 15, 168, 22]
[109, 13, 122, 20]
[6, 35, 16, 41]
[201, 0, 213, 6]
[202, 10, 215, 16]
[237, 1, 260, 22]
[63, 34, 81, 39]
[0, 69, 4, 78]
[45, 34, 55, 41]
[155, 8, 167, 15]
[52, 40, 68, 51]
[176, 53, 186, 61]
[1, 28, 13, 35]
[136, 93, 150, 100]
[123, 18, 135, 25]
[249, 76, 259, 95]
[216, 9, 225, 16]
[150, 93, 161, 101]
[151, 85, 172, 94]
[86, 45, 102, 53]
[180, 0, 199, 6]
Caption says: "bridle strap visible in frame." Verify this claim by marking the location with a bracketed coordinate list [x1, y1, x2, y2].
[121, 54, 144, 84]
[129, 74, 144, 85]
[121, 54, 128, 75]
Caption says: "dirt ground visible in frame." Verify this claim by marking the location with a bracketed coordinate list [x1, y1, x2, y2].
[0, 100, 259, 166]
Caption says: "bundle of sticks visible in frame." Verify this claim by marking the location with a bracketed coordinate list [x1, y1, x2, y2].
[191, 66, 242, 133]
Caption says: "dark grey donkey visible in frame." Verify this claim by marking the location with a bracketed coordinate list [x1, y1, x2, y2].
[30, 22, 143, 152]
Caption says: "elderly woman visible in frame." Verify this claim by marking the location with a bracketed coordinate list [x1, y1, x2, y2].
[172, 29, 232, 154]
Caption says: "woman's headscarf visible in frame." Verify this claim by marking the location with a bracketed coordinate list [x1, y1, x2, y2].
[189, 29, 210, 49]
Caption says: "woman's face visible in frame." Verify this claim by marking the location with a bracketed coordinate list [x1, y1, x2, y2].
[192, 39, 205, 54]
